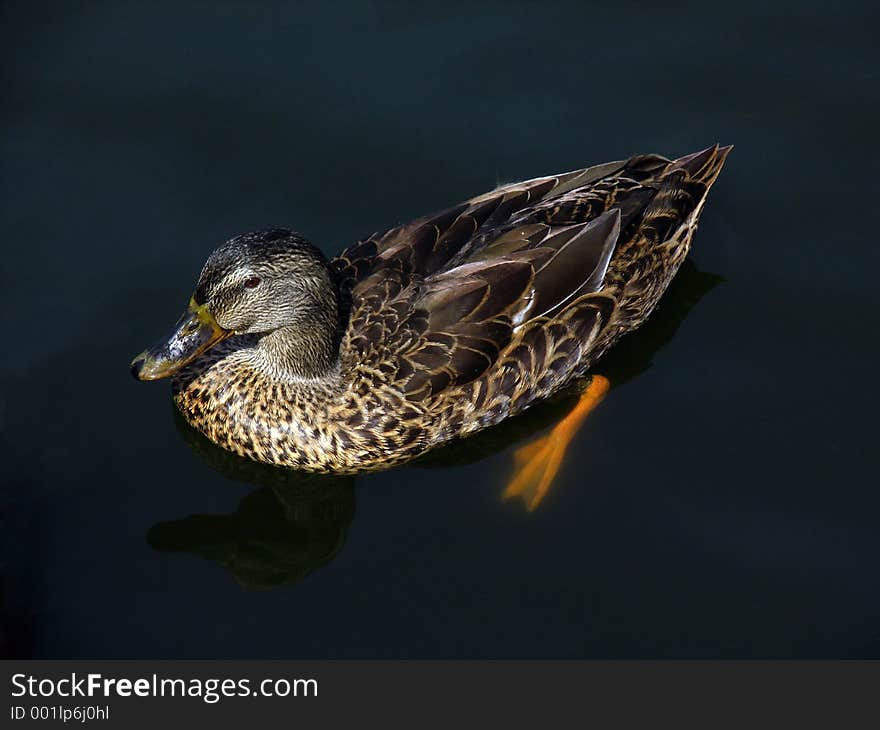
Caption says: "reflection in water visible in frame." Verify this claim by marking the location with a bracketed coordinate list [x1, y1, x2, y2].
[148, 421, 355, 588]
[149, 261, 721, 588]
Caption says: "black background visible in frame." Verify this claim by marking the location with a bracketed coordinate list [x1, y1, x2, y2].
[2, 1, 878, 659]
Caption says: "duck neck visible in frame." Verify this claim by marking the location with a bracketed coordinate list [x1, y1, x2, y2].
[256, 315, 340, 381]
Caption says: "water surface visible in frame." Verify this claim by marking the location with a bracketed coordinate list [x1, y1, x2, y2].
[2, 1, 879, 658]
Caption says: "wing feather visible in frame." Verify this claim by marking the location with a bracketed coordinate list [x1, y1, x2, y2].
[336, 146, 730, 404]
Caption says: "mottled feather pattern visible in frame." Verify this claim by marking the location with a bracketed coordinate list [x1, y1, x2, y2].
[174, 146, 730, 472]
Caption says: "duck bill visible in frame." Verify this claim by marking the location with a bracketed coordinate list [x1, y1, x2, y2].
[131, 299, 231, 381]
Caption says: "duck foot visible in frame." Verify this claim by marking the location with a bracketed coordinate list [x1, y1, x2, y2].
[502, 374, 610, 511]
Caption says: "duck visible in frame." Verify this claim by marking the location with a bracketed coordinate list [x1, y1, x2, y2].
[131, 144, 731, 503]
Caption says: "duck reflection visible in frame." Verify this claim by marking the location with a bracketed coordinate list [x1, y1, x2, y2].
[148, 420, 355, 588]
[148, 260, 721, 588]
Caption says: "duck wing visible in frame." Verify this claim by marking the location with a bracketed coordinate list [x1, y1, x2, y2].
[334, 146, 729, 403]
[332, 156, 628, 284]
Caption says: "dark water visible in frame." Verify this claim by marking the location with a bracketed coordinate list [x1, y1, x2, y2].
[2, 1, 879, 659]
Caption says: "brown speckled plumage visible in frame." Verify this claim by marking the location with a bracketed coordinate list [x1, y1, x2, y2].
[170, 145, 730, 472]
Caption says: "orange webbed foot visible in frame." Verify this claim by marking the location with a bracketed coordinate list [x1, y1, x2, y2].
[502, 374, 611, 511]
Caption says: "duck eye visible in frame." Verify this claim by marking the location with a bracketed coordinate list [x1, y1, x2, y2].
[243, 275, 261, 289]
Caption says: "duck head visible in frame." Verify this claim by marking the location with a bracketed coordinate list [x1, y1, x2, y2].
[130, 228, 340, 381]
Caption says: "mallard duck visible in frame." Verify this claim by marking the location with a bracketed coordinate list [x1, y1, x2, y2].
[132, 144, 731, 494]
[149, 259, 721, 588]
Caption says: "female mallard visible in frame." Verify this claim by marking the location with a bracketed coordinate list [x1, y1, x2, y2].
[132, 144, 730, 498]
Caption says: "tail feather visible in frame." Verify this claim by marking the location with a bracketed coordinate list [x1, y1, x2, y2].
[635, 144, 731, 245]
[671, 144, 732, 188]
